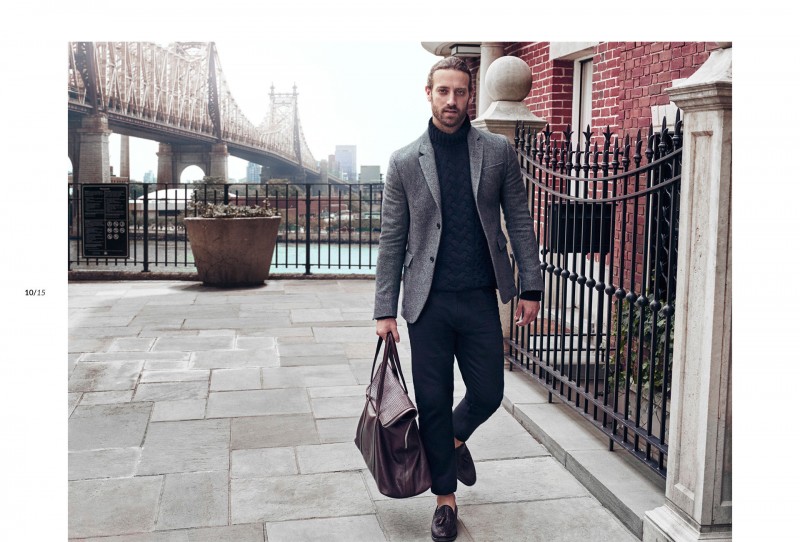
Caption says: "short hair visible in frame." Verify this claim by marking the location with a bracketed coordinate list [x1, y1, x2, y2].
[426, 56, 473, 95]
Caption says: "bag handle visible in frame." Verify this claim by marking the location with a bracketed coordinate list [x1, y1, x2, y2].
[369, 334, 410, 409]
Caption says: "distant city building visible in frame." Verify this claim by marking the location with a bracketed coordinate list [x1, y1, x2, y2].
[143, 170, 155, 183]
[247, 162, 262, 183]
[335, 145, 357, 182]
[327, 154, 339, 177]
[359, 165, 382, 183]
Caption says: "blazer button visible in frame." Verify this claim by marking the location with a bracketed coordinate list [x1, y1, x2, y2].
[429, 257, 435, 262]
[436, 223, 441, 229]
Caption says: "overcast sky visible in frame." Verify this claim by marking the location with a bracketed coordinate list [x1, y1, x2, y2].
[105, 41, 439, 182]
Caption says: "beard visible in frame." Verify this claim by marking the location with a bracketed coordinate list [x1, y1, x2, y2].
[432, 103, 467, 131]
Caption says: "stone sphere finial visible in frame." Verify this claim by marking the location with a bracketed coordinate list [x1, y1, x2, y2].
[485, 56, 532, 102]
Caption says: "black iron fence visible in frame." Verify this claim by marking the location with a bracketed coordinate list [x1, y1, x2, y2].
[68, 182, 384, 275]
[507, 116, 682, 478]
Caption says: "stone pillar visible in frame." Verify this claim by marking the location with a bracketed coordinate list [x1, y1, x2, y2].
[642, 45, 732, 542]
[120, 134, 130, 180]
[209, 142, 229, 182]
[76, 113, 111, 183]
[478, 42, 506, 116]
[473, 55, 547, 338]
[156, 143, 174, 185]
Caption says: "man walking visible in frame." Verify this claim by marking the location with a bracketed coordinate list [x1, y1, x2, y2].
[374, 56, 544, 542]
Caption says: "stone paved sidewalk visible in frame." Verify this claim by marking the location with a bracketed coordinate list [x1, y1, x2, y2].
[68, 279, 638, 541]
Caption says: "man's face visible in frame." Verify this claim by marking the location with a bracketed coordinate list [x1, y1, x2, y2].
[426, 69, 471, 134]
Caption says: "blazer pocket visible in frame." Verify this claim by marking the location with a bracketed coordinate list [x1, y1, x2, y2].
[482, 162, 503, 171]
[404, 251, 414, 268]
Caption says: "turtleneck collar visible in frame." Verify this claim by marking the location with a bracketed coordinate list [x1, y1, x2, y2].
[428, 116, 471, 146]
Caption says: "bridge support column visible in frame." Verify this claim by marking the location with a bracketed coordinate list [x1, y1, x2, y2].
[642, 44, 732, 542]
[120, 135, 130, 180]
[209, 143, 229, 182]
[76, 113, 111, 183]
[157, 143, 175, 185]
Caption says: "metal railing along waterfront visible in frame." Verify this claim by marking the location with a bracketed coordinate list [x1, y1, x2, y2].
[68, 182, 384, 275]
[507, 116, 682, 478]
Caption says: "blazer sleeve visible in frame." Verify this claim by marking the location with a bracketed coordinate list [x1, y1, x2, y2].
[499, 138, 545, 294]
[373, 152, 410, 319]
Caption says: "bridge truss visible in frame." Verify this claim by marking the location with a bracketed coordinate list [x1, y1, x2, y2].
[67, 41, 319, 174]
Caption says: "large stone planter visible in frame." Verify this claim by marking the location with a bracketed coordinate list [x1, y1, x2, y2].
[185, 216, 281, 287]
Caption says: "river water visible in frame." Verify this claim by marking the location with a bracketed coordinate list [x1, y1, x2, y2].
[69, 240, 379, 275]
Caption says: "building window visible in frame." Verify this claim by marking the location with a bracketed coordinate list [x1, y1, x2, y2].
[574, 57, 594, 145]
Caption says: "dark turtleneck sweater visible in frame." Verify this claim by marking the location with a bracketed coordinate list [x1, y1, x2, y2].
[429, 118, 496, 293]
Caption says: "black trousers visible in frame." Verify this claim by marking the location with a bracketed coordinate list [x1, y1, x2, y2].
[407, 287, 504, 495]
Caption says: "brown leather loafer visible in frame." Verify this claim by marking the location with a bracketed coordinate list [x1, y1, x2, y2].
[431, 504, 458, 542]
[456, 443, 476, 486]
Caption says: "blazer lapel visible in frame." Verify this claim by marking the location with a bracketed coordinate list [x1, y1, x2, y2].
[418, 134, 441, 212]
[468, 127, 484, 199]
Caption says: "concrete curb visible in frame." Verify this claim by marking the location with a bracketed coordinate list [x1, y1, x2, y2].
[501, 365, 666, 539]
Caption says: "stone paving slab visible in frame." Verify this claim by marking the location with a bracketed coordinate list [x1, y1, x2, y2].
[206, 388, 310, 418]
[144, 359, 191, 371]
[69, 447, 141, 480]
[459, 498, 638, 541]
[235, 336, 277, 350]
[151, 399, 207, 422]
[279, 354, 352, 367]
[68, 476, 163, 538]
[290, 308, 344, 323]
[277, 342, 346, 357]
[80, 351, 191, 363]
[79, 390, 135, 405]
[316, 416, 360, 444]
[231, 447, 298, 478]
[69, 402, 152, 451]
[231, 471, 374, 524]
[75, 523, 265, 541]
[69, 337, 114, 353]
[311, 395, 366, 419]
[133, 381, 209, 402]
[156, 471, 228, 531]
[210, 367, 262, 391]
[262, 365, 358, 389]
[231, 414, 319, 449]
[296, 442, 365, 474]
[67, 361, 144, 391]
[312, 326, 379, 343]
[109, 337, 156, 352]
[265, 514, 386, 542]
[455, 457, 590, 505]
[140, 369, 210, 383]
[153, 336, 235, 352]
[190, 348, 280, 369]
[137, 419, 230, 475]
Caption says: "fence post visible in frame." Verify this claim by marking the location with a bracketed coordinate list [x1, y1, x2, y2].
[305, 187, 312, 275]
[142, 189, 150, 273]
[642, 44, 732, 542]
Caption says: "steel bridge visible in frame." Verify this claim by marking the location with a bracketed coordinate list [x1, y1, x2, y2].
[68, 42, 344, 185]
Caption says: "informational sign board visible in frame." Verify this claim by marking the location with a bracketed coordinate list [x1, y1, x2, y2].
[81, 184, 129, 258]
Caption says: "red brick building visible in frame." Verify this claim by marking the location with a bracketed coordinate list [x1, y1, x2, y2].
[425, 41, 718, 140]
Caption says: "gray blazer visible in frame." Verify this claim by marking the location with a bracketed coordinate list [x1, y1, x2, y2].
[373, 125, 544, 324]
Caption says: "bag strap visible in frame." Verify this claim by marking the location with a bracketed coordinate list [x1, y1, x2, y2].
[369, 334, 410, 410]
[385, 334, 410, 393]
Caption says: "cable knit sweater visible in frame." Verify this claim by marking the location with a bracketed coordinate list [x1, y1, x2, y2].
[429, 118, 496, 293]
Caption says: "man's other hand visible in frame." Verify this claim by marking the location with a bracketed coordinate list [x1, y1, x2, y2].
[376, 317, 400, 342]
[514, 300, 540, 327]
